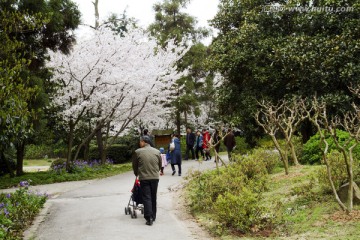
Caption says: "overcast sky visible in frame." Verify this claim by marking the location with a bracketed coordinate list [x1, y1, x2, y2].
[73, 0, 220, 43]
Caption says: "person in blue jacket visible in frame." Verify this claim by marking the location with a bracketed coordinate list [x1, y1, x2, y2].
[170, 134, 182, 176]
[194, 130, 204, 161]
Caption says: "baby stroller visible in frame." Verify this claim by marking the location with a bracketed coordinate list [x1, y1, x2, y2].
[124, 178, 144, 218]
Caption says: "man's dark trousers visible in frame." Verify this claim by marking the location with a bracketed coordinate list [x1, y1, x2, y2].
[140, 179, 159, 221]
[185, 144, 195, 160]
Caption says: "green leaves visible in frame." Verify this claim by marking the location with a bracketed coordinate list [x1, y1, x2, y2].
[208, 0, 360, 140]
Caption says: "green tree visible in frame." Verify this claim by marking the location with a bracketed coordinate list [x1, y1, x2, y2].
[148, 0, 213, 134]
[0, 9, 46, 176]
[208, 0, 360, 145]
[0, 0, 81, 176]
[104, 11, 138, 36]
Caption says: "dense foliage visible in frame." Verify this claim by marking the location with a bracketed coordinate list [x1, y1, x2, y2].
[0, 0, 81, 176]
[208, 0, 360, 144]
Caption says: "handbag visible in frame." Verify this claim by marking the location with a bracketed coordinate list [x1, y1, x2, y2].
[169, 141, 175, 151]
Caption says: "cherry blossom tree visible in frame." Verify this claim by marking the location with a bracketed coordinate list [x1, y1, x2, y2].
[47, 26, 188, 166]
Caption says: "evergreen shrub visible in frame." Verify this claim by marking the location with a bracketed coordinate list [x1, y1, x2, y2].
[301, 129, 360, 165]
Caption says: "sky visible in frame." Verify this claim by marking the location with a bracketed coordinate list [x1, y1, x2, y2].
[73, 0, 220, 44]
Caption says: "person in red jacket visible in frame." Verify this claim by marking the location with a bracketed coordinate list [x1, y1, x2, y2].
[202, 129, 211, 161]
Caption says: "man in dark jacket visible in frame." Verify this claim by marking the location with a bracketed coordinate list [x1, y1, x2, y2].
[143, 129, 155, 147]
[223, 128, 236, 162]
[185, 127, 196, 160]
[132, 136, 162, 226]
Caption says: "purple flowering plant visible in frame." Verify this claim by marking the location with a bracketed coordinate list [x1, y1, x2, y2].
[50, 158, 114, 174]
[0, 181, 48, 239]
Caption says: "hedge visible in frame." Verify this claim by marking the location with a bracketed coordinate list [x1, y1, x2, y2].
[89, 144, 131, 164]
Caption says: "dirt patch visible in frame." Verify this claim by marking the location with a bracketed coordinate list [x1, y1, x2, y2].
[328, 210, 360, 222]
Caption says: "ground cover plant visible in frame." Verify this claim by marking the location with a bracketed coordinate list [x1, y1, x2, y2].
[0, 160, 132, 189]
[0, 181, 47, 240]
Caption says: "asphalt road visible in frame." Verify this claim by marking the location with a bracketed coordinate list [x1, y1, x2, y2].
[23, 157, 226, 240]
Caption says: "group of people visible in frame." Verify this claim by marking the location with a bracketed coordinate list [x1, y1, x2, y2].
[185, 127, 236, 163]
[131, 128, 236, 226]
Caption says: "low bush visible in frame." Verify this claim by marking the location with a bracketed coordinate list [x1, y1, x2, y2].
[301, 129, 360, 165]
[0, 181, 47, 239]
[214, 190, 266, 233]
[245, 148, 280, 174]
[233, 137, 250, 155]
[257, 136, 276, 149]
[316, 150, 360, 193]
[186, 150, 279, 236]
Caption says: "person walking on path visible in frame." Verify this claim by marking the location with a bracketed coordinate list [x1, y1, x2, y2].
[185, 127, 196, 160]
[159, 147, 167, 175]
[132, 136, 162, 226]
[170, 134, 182, 176]
[194, 130, 204, 161]
[223, 128, 236, 162]
[143, 129, 155, 147]
[202, 129, 211, 161]
[212, 129, 221, 163]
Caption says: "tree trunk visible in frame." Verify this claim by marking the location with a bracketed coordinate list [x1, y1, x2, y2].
[270, 134, 289, 175]
[83, 140, 90, 161]
[176, 109, 181, 135]
[318, 131, 348, 212]
[66, 122, 75, 171]
[93, 0, 99, 29]
[184, 110, 188, 127]
[96, 125, 104, 163]
[16, 141, 25, 176]
[288, 140, 300, 166]
[347, 147, 355, 212]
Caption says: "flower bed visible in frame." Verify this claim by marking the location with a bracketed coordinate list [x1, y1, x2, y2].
[0, 181, 48, 239]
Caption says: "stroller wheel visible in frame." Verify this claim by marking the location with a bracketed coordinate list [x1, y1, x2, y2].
[141, 208, 144, 214]
[130, 210, 135, 218]
[127, 207, 131, 215]
[125, 207, 128, 215]
[133, 209, 137, 218]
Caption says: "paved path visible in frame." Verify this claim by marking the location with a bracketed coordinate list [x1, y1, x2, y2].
[23, 158, 226, 240]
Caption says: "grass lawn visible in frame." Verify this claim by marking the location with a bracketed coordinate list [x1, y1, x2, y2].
[23, 158, 55, 167]
[0, 163, 132, 189]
